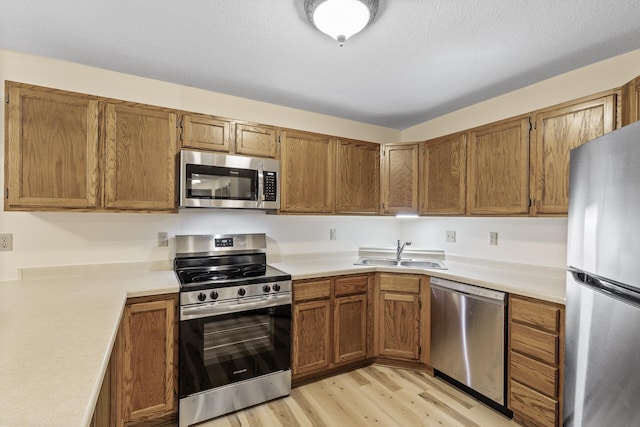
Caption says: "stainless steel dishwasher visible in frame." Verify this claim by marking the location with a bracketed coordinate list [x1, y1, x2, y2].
[430, 277, 508, 410]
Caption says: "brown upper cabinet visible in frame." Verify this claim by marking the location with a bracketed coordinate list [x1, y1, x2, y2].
[336, 139, 380, 214]
[179, 112, 232, 152]
[530, 92, 616, 215]
[467, 116, 531, 215]
[235, 123, 279, 158]
[420, 133, 466, 215]
[102, 101, 178, 211]
[280, 130, 335, 213]
[381, 143, 419, 214]
[622, 76, 640, 126]
[5, 82, 100, 210]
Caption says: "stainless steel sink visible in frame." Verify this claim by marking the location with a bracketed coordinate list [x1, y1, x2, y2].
[354, 257, 447, 269]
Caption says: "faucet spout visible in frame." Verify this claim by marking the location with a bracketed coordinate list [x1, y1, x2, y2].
[396, 240, 412, 262]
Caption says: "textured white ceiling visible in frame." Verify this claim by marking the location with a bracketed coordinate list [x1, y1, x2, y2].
[1, 0, 639, 129]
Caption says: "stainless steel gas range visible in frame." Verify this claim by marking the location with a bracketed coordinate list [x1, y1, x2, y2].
[174, 233, 292, 427]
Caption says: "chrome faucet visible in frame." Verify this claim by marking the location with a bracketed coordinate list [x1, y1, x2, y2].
[396, 240, 412, 262]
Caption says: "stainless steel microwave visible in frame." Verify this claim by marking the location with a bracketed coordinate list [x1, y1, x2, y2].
[179, 150, 280, 210]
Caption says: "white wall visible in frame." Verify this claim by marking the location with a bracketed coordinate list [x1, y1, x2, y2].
[398, 217, 568, 268]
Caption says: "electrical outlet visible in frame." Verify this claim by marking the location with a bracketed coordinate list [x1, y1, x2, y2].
[0, 233, 13, 251]
[446, 230, 456, 243]
[489, 232, 498, 246]
[157, 232, 169, 247]
[330, 228, 337, 241]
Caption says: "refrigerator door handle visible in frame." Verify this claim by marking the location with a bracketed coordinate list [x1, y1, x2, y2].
[569, 268, 640, 307]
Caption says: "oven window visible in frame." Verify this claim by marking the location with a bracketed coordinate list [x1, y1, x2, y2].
[179, 304, 291, 398]
[186, 164, 257, 200]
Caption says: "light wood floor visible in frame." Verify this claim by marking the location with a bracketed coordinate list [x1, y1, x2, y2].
[182, 365, 521, 427]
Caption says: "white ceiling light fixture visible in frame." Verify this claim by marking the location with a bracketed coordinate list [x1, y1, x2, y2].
[304, 0, 379, 47]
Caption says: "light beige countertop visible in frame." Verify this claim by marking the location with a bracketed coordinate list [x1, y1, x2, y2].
[0, 264, 178, 427]
[0, 253, 565, 426]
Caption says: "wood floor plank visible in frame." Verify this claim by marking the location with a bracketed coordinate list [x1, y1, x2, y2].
[420, 373, 476, 410]
[419, 390, 482, 427]
[288, 388, 328, 427]
[361, 365, 402, 392]
[347, 369, 371, 386]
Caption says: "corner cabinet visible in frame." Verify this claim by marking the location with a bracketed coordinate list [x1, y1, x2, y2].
[420, 133, 467, 215]
[622, 75, 640, 126]
[381, 143, 419, 214]
[508, 295, 565, 427]
[467, 116, 531, 215]
[4, 82, 100, 210]
[336, 139, 380, 214]
[102, 101, 178, 211]
[374, 273, 430, 365]
[292, 274, 371, 381]
[530, 92, 616, 215]
[111, 293, 179, 427]
[280, 130, 335, 213]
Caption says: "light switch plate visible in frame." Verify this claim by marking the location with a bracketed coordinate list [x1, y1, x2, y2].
[489, 232, 498, 246]
[446, 230, 456, 243]
[157, 232, 169, 247]
[330, 228, 337, 240]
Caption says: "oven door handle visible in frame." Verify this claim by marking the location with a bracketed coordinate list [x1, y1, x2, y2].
[180, 293, 291, 320]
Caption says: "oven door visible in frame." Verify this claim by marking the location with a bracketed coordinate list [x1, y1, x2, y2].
[180, 150, 262, 208]
[179, 294, 291, 398]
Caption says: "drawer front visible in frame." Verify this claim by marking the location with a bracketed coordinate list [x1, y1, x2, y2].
[510, 351, 558, 399]
[378, 273, 420, 294]
[334, 275, 368, 297]
[294, 279, 332, 302]
[510, 380, 558, 427]
[511, 323, 558, 366]
[511, 296, 560, 333]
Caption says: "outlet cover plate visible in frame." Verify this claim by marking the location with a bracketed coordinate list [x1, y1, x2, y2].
[0, 233, 13, 251]
[446, 230, 456, 243]
[489, 232, 498, 246]
[157, 232, 169, 247]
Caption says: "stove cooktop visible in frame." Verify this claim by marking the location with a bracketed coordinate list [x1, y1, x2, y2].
[176, 264, 291, 292]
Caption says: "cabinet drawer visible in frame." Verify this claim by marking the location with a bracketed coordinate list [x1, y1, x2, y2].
[334, 275, 368, 297]
[510, 380, 558, 427]
[511, 296, 560, 333]
[378, 273, 420, 294]
[511, 323, 558, 366]
[510, 351, 558, 399]
[294, 279, 332, 302]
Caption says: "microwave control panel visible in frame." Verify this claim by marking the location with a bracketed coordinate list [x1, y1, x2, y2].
[263, 171, 277, 202]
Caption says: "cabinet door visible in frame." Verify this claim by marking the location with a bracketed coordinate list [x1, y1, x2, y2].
[378, 291, 420, 360]
[467, 117, 531, 215]
[102, 102, 177, 211]
[420, 133, 466, 215]
[281, 130, 335, 213]
[382, 143, 419, 214]
[336, 139, 380, 214]
[292, 299, 332, 376]
[235, 123, 278, 158]
[622, 75, 640, 126]
[180, 112, 231, 152]
[5, 82, 99, 210]
[113, 294, 178, 426]
[531, 93, 616, 215]
[334, 294, 367, 364]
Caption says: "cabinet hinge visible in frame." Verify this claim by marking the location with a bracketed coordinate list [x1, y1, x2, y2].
[418, 346, 422, 357]
[5, 188, 8, 199]
[277, 135, 281, 144]
[530, 121, 536, 131]
[5, 95, 8, 104]
[529, 198, 533, 207]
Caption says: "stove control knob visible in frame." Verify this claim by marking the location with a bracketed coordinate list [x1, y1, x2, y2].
[273, 284, 281, 292]
[197, 292, 207, 302]
[210, 291, 219, 300]
[263, 285, 271, 293]
[238, 288, 246, 297]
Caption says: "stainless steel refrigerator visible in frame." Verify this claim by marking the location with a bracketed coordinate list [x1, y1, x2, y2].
[565, 121, 640, 426]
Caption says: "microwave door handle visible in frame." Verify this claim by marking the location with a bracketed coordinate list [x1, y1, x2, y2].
[258, 168, 264, 208]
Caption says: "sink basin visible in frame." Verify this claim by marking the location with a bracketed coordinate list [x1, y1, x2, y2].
[354, 257, 447, 269]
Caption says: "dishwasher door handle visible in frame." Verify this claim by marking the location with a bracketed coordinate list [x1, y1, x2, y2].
[430, 278, 506, 305]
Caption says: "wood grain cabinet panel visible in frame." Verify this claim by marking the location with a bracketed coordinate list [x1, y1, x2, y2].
[334, 294, 367, 364]
[336, 139, 380, 214]
[293, 299, 332, 376]
[622, 75, 640, 126]
[467, 117, 531, 215]
[294, 279, 332, 302]
[510, 352, 558, 399]
[334, 274, 369, 297]
[511, 296, 561, 332]
[531, 93, 616, 215]
[420, 133, 467, 215]
[180, 112, 231, 152]
[511, 323, 558, 366]
[378, 292, 420, 360]
[102, 101, 177, 211]
[235, 123, 278, 158]
[382, 143, 419, 214]
[5, 82, 100, 210]
[112, 294, 178, 426]
[281, 130, 335, 213]
[510, 380, 558, 427]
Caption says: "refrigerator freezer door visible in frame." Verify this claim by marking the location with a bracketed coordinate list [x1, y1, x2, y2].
[568, 121, 640, 289]
[564, 271, 640, 426]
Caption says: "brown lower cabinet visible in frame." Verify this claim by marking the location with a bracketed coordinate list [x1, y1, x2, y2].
[508, 294, 565, 427]
[109, 293, 179, 427]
